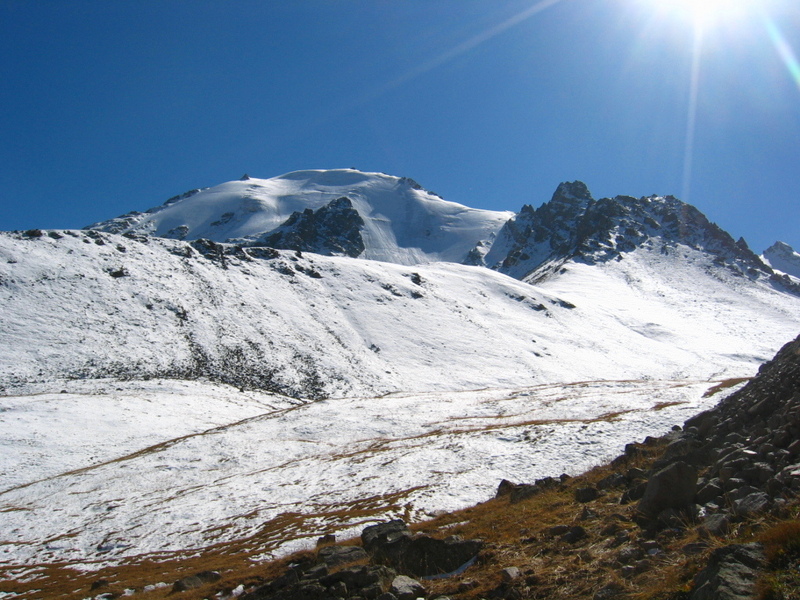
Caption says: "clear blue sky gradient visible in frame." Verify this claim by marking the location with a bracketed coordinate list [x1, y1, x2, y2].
[2, 0, 799, 253]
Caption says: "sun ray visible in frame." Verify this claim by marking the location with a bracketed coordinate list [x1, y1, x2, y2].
[376, 0, 565, 95]
[682, 25, 704, 203]
[763, 16, 800, 94]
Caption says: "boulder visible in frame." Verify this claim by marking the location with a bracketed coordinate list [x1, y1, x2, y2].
[575, 487, 600, 503]
[637, 461, 697, 520]
[496, 479, 518, 497]
[172, 570, 221, 592]
[733, 492, 771, 518]
[689, 543, 765, 600]
[395, 536, 482, 578]
[390, 575, 425, 600]
[318, 544, 368, 567]
[702, 513, 731, 537]
[362, 520, 411, 553]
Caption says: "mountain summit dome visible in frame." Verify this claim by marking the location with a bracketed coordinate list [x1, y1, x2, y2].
[85, 169, 513, 266]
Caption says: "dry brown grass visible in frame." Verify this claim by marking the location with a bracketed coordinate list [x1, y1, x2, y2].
[702, 377, 751, 398]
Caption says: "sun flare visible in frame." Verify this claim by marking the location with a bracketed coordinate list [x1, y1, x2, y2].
[644, 0, 767, 27]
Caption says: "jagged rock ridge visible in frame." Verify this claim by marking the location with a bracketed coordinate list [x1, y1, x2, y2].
[481, 181, 773, 284]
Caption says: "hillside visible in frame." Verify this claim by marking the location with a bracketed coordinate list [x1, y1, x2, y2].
[4, 334, 799, 600]
[2, 227, 797, 398]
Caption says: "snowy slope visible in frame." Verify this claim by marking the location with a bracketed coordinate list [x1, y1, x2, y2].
[86, 170, 513, 266]
[2, 229, 798, 400]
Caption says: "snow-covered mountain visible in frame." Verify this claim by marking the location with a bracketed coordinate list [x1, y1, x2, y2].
[4, 169, 800, 572]
[86, 170, 513, 266]
[763, 240, 800, 280]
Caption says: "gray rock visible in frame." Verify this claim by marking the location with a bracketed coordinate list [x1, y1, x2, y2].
[741, 462, 774, 486]
[362, 520, 410, 553]
[734, 492, 771, 517]
[547, 524, 570, 537]
[496, 479, 518, 497]
[172, 570, 221, 592]
[697, 479, 724, 505]
[616, 545, 644, 565]
[390, 575, 425, 600]
[638, 461, 697, 520]
[318, 544, 368, 566]
[689, 543, 765, 600]
[575, 487, 600, 503]
[561, 526, 587, 544]
[597, 472, 627, 490]
[501, 566, 521, 581]
[702, 513, 731, 536]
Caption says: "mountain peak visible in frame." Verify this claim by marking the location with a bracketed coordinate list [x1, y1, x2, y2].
[85, 169, 513, 266]
[551, 180, 594, 205]
[763, 240, 800, 279]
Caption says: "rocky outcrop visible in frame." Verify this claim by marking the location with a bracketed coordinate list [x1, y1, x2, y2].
[256, 196, 366, 258]
[240, 520, 481, 599]
[362, 520, 483, 578]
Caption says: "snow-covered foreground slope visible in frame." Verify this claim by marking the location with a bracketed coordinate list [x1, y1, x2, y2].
[0, 377, 734, 568]
[0, 379, 299, 491]
[86, 170, 513, 265]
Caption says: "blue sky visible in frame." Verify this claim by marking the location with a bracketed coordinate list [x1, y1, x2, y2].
[1, 0, 798, 253]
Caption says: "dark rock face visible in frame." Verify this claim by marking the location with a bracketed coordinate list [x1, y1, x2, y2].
[689, 543, 765, 600]
[257, 196, 366, 257]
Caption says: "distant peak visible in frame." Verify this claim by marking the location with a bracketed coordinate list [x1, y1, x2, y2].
[765, 240, 796, 255]
[551, 181, 593, 205]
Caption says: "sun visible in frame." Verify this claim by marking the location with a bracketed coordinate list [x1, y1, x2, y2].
[642, 0, 766, 28]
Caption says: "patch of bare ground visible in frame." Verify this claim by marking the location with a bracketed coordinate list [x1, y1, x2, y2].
[702, 377, 751, 398]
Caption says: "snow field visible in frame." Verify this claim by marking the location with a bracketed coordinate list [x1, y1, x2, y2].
[1, 378, 728, 568]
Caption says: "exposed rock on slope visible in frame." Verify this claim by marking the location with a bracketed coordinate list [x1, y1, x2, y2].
[243, 196, 366, 257]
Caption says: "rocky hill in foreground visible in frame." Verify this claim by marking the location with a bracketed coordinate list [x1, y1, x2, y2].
[6, 333, 798, 600]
